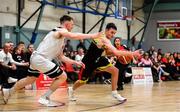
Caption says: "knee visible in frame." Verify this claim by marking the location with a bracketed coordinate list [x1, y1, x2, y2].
[27, 76, 37, 83]
[113, 67, 119, 75]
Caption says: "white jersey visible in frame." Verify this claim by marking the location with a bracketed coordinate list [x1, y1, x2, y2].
[36, 27, 67, 60]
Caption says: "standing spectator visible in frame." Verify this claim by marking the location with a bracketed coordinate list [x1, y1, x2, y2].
[114, 37, 130, 90]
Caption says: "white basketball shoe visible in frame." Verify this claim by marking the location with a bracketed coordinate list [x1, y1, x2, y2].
[112, 91, 127, 103]
[38, 97, 59, 107]
[2, 88, 11, 104]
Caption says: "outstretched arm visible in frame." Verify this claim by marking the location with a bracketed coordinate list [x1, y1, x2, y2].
[55, 28, 102, 40]
[102, 38, 140, 58]
[58, 53, 85, 68]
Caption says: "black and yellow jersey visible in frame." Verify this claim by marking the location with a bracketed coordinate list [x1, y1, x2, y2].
[80, 34, 113, 81]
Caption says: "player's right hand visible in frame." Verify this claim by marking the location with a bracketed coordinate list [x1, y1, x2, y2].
[74, 61, 85, 69]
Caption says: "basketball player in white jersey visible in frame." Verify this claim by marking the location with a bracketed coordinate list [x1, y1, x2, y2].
[1, 15, 101, 107]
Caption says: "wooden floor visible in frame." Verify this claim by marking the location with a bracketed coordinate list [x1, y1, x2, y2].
[0, 81, 180, 112]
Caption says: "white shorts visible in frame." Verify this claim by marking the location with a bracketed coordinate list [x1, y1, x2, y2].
[30, 53, 56, 73]
[28, 53, 63, 78]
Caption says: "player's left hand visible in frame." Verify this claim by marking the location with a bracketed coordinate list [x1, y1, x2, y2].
[132, 49, 141, 58]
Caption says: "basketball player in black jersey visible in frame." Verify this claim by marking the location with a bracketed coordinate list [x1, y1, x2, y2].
[68, 23, 140, 103]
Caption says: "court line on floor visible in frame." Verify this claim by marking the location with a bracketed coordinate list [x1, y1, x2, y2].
[78, 102, 124, 112]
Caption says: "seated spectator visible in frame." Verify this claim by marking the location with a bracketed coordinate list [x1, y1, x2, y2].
[176, 53, 180, 74]
[7, 41, 15, 54]
[64, 39, 73, 57]
[76, 40, 87, 53]
[0, 43, 17, 89]
[12, 46, 29, 80]
[138, 53, 153, 67]
[17, 41, 26, 54]
[75, 48, 84, 62]
[24, 44, 34, 62]
[151, 53, 170, 82]
[147, 46, 156, 57]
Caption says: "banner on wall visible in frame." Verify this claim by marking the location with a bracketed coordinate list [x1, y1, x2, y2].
[131, 67, 153, 84]
[157, 21, 180, 40]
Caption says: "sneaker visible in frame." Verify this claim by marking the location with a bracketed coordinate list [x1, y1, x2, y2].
[2, 88, 11, 104]
[68, 87, 76, 101]
[112, 92, 127, 103]
[8, 77, 18, 83]
[163, 72, 170, 76]
[38, 97, 59, 107]
[125, 73, 132, 77]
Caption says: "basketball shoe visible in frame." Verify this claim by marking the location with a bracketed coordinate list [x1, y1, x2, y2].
[1, 88, 11, 104]
[112, 91, 127, 103]
[38, 97, 59, 107]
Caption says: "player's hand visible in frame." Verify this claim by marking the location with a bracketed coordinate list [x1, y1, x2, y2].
[23, 62, 29, 66]
[74, 61, 85, 69]
[10, 65, 17, 70]
[132, 49, 141, 58]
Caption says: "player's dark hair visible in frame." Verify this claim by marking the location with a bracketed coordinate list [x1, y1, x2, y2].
[106, 23, 117, 30]
[60, 15, 73, 24]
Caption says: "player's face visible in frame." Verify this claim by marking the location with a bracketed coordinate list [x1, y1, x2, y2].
[66, 20, 74, 31]
[105, 28, 117, 39]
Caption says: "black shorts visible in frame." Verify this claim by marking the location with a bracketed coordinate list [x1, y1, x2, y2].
[81, 56, 113, 81]
[27, 65, 63, 78]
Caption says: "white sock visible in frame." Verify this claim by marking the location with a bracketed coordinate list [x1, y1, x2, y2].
[69, 87, 73, 91]
[42, 89, 53, 99]
[112, 90, 118, 94]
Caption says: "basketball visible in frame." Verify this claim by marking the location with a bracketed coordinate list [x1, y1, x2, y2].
[118, 55, 133, 64]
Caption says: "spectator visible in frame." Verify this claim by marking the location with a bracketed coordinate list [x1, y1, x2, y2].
[138, 53, 153, 67]
[17, 41, 26, 54]
[12, 46, 29, 80]
[151, 53, 170, 82]
[76, 40, 87, 53]
[157, 48, 163, 55]
[24, 44, 34, 62]
[64, 39, 73, 57]
[7, 41, 15, 54]
[0, 43, 17, 89]
[113, 37, 131, 90]
[75, 48, 84, 62]
[147, 46, 156, 57]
